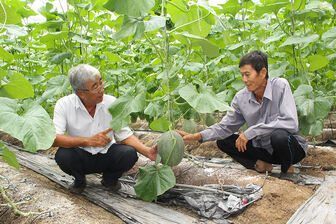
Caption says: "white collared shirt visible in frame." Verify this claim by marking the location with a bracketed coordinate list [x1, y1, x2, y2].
[53, 94, 133, 154]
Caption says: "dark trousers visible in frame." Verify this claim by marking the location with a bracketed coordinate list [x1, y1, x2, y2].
[55, 144, 138, 186]
[217, 129, 305, 173]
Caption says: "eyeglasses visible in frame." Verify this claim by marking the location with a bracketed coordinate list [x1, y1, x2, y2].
[81, 81, 105, 93]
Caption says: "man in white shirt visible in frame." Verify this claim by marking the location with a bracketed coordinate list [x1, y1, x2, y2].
[53, 64, 157, 194]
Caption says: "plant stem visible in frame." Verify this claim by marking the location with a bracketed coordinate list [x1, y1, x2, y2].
[162, 0, 172, 125]
[0, 183, 39, 216]
[144, 33, 164, 64]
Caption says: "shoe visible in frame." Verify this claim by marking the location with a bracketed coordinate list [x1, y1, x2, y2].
[69, 177, 86, 194]
[101, 179, 121, 192]
[254, 160, 273, 173]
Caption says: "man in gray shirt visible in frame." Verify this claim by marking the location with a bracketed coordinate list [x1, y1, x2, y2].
[179, 50, 307, 174]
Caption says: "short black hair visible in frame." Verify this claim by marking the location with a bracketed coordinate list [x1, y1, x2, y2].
[239, 50, 268, 79]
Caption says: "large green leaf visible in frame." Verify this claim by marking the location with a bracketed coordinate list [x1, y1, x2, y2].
[104, 0, 155, 17]
[113, 15, 165, 40]
[175, 32, 219, 57]
[0, 46, 14, 62]
[109, 93, 146, 130]
[308, 55, 329, 72]
[40, 75, 70, 102]
[280, 34, 319, 47]
[294, 85, 332, 136]
[0, 73, 34, 99]
[168, 3, 213, 38]
[179, 83, 232, 113]
[0, 146, 20, 169]
[134, 164, 176, 202]
[0, 98, 56, 152]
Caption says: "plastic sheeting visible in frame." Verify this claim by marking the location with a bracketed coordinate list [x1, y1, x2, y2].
[119, 177, 264, 223]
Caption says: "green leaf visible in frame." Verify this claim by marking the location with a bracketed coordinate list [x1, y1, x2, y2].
[217, 0, 242, 16]
[109, 93, 146, 130]
[322, 27, 336, 41]
[150, 117, 170, 132]
[40, 32, 68, 44]
[0, 46, 14, 62]
[144, 101, 165, 117]
[134, 164, 176, 202]
[72, 35, 90, 44]
[175, 32, 219, 57]
[168, 4, 214, 38]
[0, 98, 56, 151]
[314, 96, 331, 120]
[104, 0, 155, 17]
[40, 75, 70, 102]
[231, 79, 245, 91]
[49, 52, 72, 64]
[179, 83, 232, 114]
[0, 73, 34, 99]
[299, 99, 315, 118]
[1, 147, 20, 169]
[5, 25, 28, 36]
[280, 34, 319, 47]
[104, 52, 123, 62]
[255, 1, 289, 17]
[0, 3, 21, 24]
[133, 21, 145, 40]
[144, 16, 166, 32]
[308, 55, 329, 72]
[293, 0, 306, 11]
[113, 15, 165, 40]
[113, 16, 138, 40]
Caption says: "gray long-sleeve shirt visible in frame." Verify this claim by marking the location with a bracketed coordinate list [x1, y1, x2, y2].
[200, 77, 308, 154]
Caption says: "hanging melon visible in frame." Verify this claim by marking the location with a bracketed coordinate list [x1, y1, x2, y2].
[181, 119, 197, 133]
[205, 114, 215, 126]
[157, 131, 185, 166]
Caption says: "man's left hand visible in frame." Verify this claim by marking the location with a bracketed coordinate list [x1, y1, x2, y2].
[235, 133, 248, 152]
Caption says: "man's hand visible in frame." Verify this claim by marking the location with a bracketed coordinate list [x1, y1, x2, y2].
[175, 129, 202, 143]
[147, 144, 158, 161]
[88, 128, 113, 147]
[235, 133, 248, 152]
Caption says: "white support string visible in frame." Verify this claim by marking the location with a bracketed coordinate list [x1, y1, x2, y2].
[0, 0, 7, 32]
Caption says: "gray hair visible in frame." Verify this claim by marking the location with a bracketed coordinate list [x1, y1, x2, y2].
[68, 64, 100, 92]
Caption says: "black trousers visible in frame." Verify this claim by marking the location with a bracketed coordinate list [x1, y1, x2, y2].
[55, 144, 138, 186]
[217, 129, 305, 173]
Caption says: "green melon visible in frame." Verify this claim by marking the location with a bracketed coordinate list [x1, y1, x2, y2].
[181, 119, 197, 133]
[205, 114, 215, 126]
[157, 131, 185, 166]
[193, 111, 201, 122]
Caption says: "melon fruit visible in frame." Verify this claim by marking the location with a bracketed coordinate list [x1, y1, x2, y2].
[205, 114, 215, 126]
[157, 131, 185, 166]
[181, 119, 197, 133]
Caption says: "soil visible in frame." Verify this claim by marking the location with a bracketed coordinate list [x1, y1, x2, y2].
[1, 121, 336, 224]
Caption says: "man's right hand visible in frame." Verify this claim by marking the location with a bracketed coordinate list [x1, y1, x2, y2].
[175, 129, 202, 143]
[88, 128, 113, 147]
